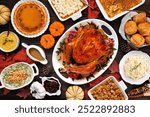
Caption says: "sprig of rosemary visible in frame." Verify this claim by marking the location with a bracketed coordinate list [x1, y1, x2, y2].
[2, 38, 14, 45]
[130, 63, 141, 72]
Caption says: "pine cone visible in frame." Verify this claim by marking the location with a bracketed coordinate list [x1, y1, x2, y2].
[40, 65, 52, 76]
[120, 41, 131, 53]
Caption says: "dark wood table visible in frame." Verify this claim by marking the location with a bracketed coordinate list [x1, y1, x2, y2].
[0, 0, 150, 100]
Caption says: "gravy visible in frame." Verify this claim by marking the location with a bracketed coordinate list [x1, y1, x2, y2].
[29, 48, 44, 61]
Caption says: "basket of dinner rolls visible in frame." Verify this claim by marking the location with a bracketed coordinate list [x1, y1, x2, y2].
[119, 11, 150, 48]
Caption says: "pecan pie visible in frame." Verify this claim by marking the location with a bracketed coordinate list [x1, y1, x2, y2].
[13, 1, 48, 36]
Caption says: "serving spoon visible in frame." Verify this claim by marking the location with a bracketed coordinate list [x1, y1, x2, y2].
[79, 0, 94, 9]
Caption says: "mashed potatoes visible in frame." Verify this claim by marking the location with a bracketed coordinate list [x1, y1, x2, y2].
[124, 56, 148, 80]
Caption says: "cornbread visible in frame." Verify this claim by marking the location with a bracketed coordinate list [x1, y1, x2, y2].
[50, 0, 85, 19]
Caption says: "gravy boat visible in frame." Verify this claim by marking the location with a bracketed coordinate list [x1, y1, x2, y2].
[22, 43, 48, 65]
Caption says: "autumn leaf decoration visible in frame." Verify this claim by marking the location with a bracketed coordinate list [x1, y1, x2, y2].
[16, 87, 30, 99]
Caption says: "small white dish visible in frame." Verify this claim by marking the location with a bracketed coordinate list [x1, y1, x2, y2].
[22, 43, 48, 65]
[96, 0, 145, 21]
[88, 76, 128, 100]
[40, 76, 61, 96]
[0, 31, 20, 53]
[119, 51, 150, 85]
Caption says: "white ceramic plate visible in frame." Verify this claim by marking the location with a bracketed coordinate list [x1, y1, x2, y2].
[52, 19, 118, 85]
[11, 0, 50, 38]
[48, 0, 88, 21]
[119, 51, 150, 85]
[96, 0, 145, 21]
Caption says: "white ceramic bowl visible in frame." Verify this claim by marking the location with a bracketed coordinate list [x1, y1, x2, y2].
[119, 51, 150, 85]
[0, 31, 20, 53]
[96, 0, 145, 21]
[48, 0, 88, 21]
[119, 11, 150, 49]
[11, 0, 50, 38]
[0, 62, 39, 90]
[88, 76, 128, 100]
[41, 77, 61, 96]
[52, 19, 118, 85]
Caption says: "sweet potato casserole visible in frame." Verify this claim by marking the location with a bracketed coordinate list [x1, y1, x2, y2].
[99, 0, 142, 18]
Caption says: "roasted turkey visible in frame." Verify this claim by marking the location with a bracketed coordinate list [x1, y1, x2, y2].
[60, 24, 114, 78]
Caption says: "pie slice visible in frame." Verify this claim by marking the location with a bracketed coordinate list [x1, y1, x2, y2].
[13, 1, 48, 36]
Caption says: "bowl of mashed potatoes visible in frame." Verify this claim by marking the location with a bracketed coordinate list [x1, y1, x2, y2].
[119, 51, 150, 85]
[0, 31, 20, 52]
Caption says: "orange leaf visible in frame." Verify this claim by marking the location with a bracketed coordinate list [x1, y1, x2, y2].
[108, 60, 119, 73]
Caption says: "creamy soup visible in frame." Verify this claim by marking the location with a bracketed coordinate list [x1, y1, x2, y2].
[0, 32, 18, 52]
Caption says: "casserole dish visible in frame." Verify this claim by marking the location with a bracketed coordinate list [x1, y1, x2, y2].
[88, 76, 128, 100]
[48, 0, 88, 21]
[0, 62, 39, 90]
[96, 0, 145, 21]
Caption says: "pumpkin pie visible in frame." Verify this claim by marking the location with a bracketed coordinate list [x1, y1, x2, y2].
[13, 1, 48, 36]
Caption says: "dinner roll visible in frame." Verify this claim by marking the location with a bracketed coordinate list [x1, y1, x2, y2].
[130, 34, 145, 47]
[138, 22, 150, 36]
[133, 12, 147, 24]
[125, 21, 137, 35]
[145, 36, 150, 44]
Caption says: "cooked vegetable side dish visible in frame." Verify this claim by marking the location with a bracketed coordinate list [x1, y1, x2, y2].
[2, 63, 32, 88]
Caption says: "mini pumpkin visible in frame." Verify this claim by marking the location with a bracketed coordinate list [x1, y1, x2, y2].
[66, 86, 84, 100]
[0, 5, 10, 25]
[40, 34, 55, 49]
[49, 21, 65, 37]
[30, 81, 46, 99]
